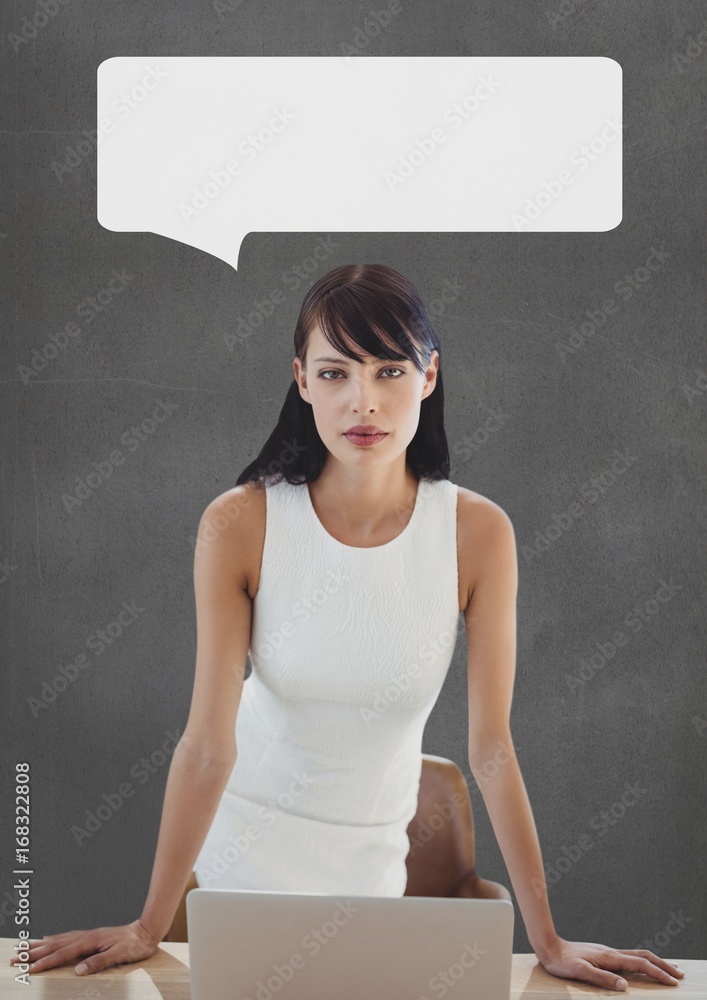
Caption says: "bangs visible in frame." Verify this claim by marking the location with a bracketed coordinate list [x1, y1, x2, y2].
[313, 285, 429, 372]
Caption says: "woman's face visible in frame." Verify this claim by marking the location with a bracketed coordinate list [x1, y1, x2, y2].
[293, 322, 439, 468]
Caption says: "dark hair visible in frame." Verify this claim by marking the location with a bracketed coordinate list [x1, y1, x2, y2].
[235, 264, 450, 487]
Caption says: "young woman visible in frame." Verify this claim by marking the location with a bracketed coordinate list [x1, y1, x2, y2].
[13, 265, 684, 991]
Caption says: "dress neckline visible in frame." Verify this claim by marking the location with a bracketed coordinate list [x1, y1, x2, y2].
[302, 477, 424, 552]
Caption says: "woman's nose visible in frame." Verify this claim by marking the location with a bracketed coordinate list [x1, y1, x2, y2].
[349, 384, 378, 411]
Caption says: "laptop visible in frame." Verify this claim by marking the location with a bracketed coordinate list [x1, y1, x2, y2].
[187, 888, 514, 1000]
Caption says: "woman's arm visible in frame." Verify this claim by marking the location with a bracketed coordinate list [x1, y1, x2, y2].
[461, 495, 684, 992]
[139, 488, 255, 941]
[14, 487, 257, 976]
[137, 741, 236, 941]
[462, 497, 556, 954]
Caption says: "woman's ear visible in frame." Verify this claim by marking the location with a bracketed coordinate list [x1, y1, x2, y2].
[422, 350, 440, 398]
[293, 356, 311, 404]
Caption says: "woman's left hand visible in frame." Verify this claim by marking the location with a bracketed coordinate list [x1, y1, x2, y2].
[537, 937, 685, 991]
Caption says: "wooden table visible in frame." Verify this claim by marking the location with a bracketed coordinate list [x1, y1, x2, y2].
[2, 938, 704, 997]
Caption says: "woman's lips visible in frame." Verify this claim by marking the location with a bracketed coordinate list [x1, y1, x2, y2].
[344, 431, 388, 447]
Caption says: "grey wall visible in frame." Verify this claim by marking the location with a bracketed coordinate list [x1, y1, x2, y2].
[2, 0, 705, 962]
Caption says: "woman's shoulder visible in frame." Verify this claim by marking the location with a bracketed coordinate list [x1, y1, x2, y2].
[197, 481, 268, 554]
[453, 485, 516, 612]
[200, 480, 267, 527]
[455, 484, 515, 559]
[196, 482, 269, 596]
[454, 483, 512, 525]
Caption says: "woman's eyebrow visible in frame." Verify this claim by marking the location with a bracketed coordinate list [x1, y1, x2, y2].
[312, 356, 407, 365]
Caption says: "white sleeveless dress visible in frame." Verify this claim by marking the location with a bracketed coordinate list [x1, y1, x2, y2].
[193, 475, 461, 897]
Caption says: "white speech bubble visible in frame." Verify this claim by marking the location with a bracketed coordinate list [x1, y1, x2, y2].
[96, 56, 622, 271]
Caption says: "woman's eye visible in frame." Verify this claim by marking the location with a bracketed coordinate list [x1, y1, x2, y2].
[318, 368, 404, 380]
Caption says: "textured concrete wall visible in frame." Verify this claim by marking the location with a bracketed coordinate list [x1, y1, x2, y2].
[1, 0, 705, 961]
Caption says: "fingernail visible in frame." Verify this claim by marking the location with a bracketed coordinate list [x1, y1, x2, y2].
[616, 978, 627, 989]
[75, 964, 87, 975]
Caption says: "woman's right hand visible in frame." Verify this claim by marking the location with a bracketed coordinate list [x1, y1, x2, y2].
[8, 918, 159, 976]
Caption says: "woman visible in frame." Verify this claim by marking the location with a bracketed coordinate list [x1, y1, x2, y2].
[12, 265, 684, 991]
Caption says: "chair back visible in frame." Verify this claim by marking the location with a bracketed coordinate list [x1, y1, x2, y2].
[404, 753, 478, 897]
